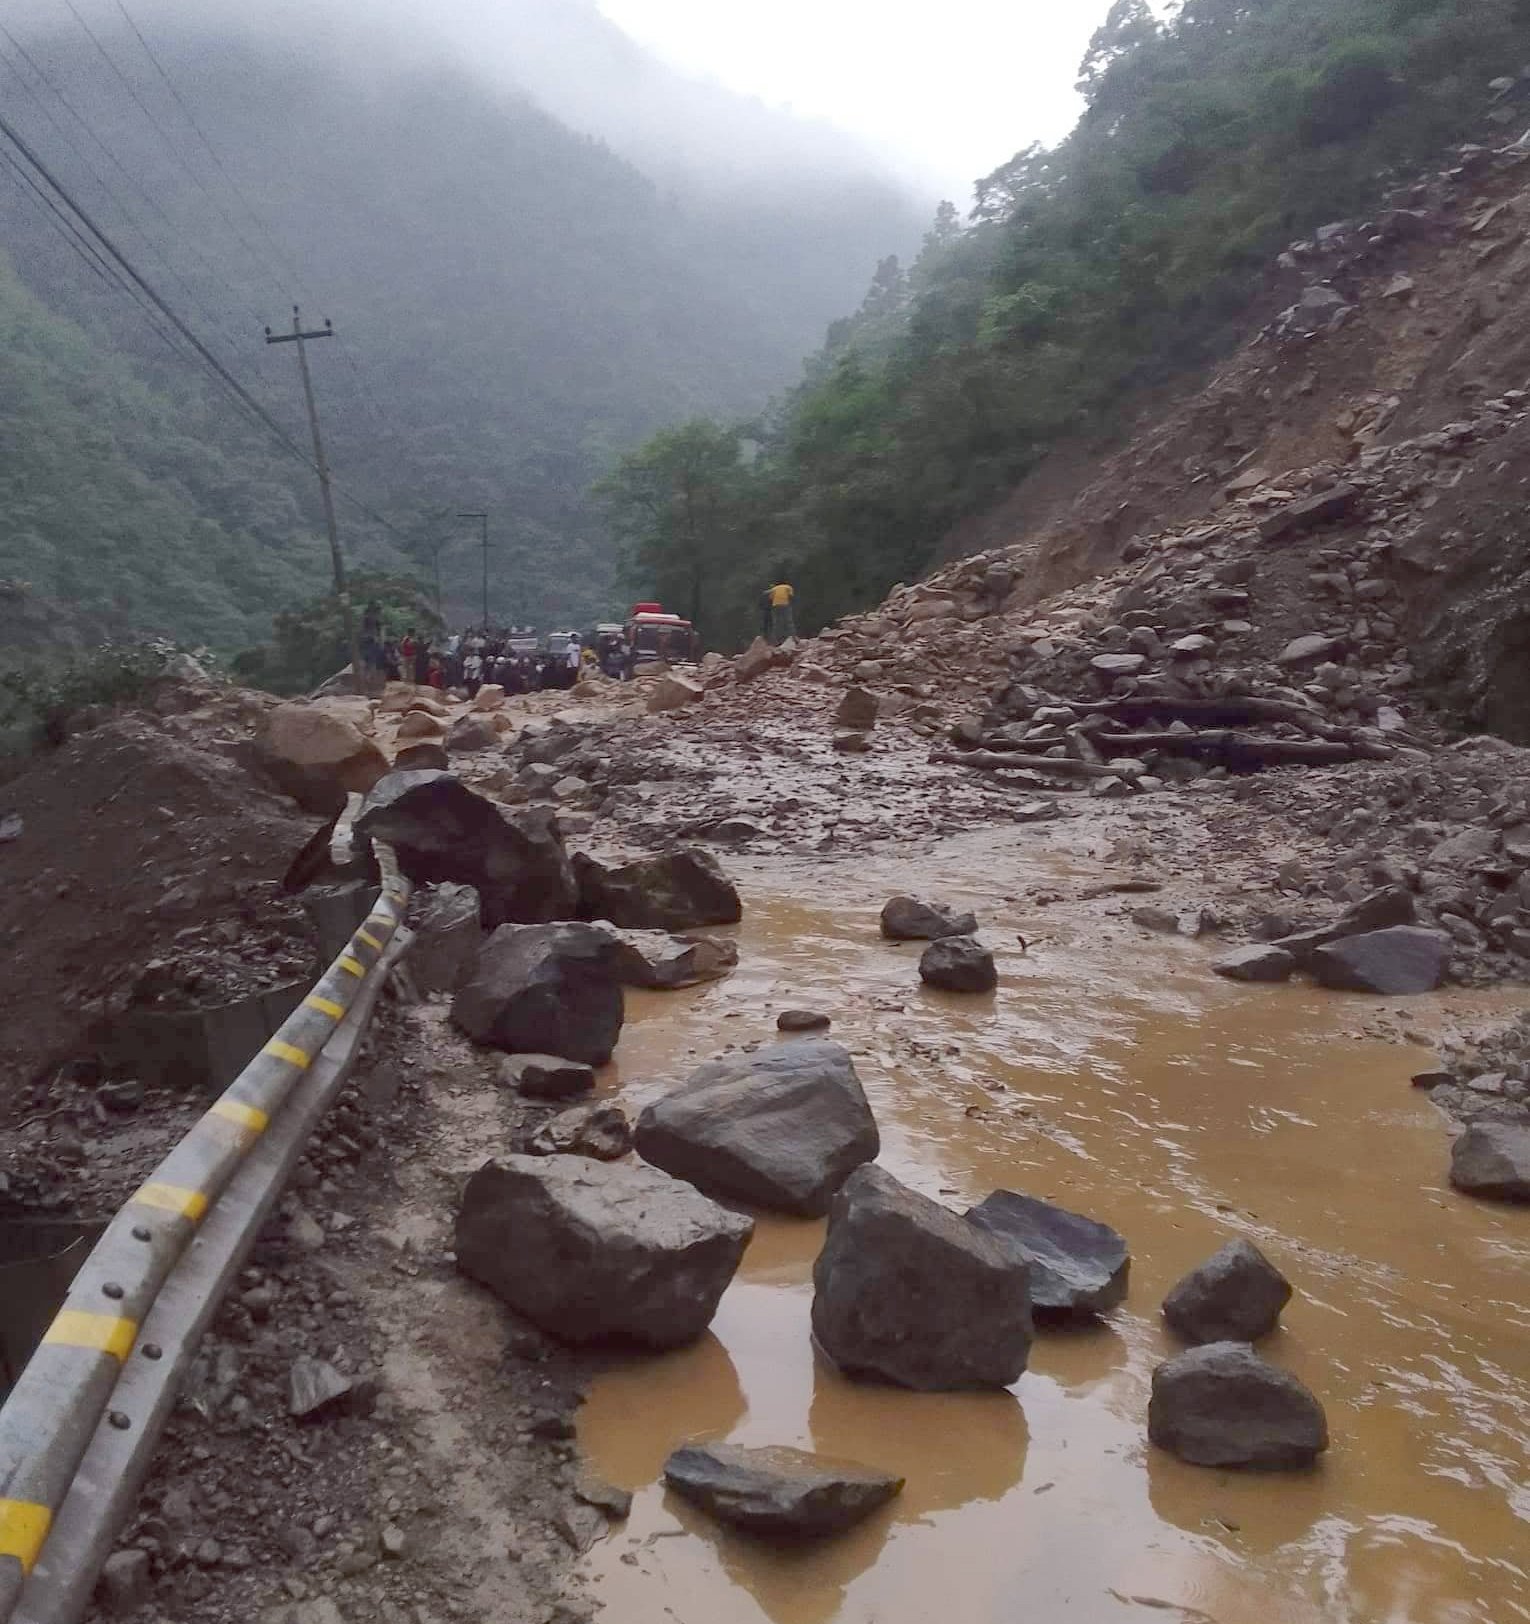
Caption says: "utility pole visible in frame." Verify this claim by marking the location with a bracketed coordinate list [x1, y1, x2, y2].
[266, 307, 363, 688]
[459, 511, 488, 627]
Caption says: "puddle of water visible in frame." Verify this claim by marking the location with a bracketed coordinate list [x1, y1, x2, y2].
[582, 834, 1530, 1624]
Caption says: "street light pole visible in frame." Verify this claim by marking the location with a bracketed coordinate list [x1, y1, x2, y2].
[459, 512, 488, 627]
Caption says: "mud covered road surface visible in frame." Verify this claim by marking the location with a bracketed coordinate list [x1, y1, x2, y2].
[570, 826, 1530, 1624]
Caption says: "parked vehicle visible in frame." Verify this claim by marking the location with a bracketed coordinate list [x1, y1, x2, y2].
[625, 604, 700, 667]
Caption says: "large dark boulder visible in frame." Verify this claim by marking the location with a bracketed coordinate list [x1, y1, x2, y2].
[811, 1165, 1032, 1390]
[409, 882, 483, 995]
[1273, 885, 1417, 964]
[663, 1443, 902, 1538]
[966, 1191, 1129, 1320]
[1148, 1342, 1328, 1469]
[1308, 927, 1448, 995]
[356, 771, 576, 927]
[1213, 946, 1296, 984]
[919, 936, 998, 993]
[1162, 1239, 1291, 1344]
[1450, 1123, 1530, 1202]
[502, 1053, 596, 1100]
[455, 1156, 752, 1348]
[880, 896, 977, 941]
[575, 848, 742, 931]
[635, 1040, 879, 1216]
[452, 923, 623, 1065]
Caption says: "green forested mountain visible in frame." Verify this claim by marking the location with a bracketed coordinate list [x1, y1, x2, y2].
[0, 7, 921, 657]
[606, 0, 1530, 648]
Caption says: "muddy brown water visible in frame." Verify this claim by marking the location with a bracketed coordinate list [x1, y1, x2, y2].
[578, 830, 1530, 1624]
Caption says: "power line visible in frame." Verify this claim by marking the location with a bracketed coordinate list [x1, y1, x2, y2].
[0, 103, 414, 546]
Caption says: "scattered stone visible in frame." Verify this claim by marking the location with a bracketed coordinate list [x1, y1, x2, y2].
[778, 1009, 831, 1032]
[1132, 906, 1179, 933]
[966, 1190, 1129, 1320]
[575, 848, 743, 931]
[502, 1053, 597, 1101]
[1449, 1123, 1530, 1202]
[1162, 1239, 1292, 1344]
[589, 924, 738, 989]
[880, 895, 978, 941]
[1308, 927, 1449, 995]
[455, 1156, 752, 1348]
[472, 683, 507, 711]
[393, 742, 449, 771]
[835, 687, 880, 730]
[1213, 945, 1297, 983]
[635, 1039, 879, 1216]
[452, 923, 624, 1065]
[1148, 1342, 1328, 1469]
[648, 673, 705, 713]
[919, 935, 998, 993]
[575, 1478, 635, 1520]
[663, 1443, 903, 1538]
[527, 1102, 633, 1161]
[1091, 653, 1148, 678]
[1276, 634, 1342, 667]
[446, 715, 500, 754]
[96, 1548, 152, 1615]
[287, 1356, 354, 1420]
[254, 702, 388, 815]
[811, 1165, 1033, 1390]
[832, 729, 873, 753]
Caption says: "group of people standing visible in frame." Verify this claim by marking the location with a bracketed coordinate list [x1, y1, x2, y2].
[357, 607, 633, 695]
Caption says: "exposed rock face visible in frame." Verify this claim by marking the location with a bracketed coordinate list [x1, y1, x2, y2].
[1148, 1342, 1328, 1469]
[454, 1156, 752, 1348]
[966, 1191, 1129, 1319]
[919, 936, 998, 992]
[575, 848, 742, 931]
[1162, 1239, 1292, 1344]
[811, 1165, 1033, 1390]
[649, 673, 705, 713]
[452, 923, 624, 1065]
[355, 772, 577, 927]
[409, 882, 482, 995]
[589, 924, 739, 989]
[662, 1444, 903, 1538]
[879, 896, 978, 941]
[526, 1102, 633, 1161]
[254, 701, 388, 814]
[502, 1053, 597, 1100]
[635, 1039, 879, 1216]
[1213, 945, 1297, 983]
[1449, 1122, 1530, 1201]
[1308, 927, 1449, 994]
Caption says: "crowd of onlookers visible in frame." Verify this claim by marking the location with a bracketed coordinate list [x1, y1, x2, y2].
[358, 610, 634, 695]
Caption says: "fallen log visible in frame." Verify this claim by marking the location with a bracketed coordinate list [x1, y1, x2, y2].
[1072, 694, 1342, 739]
[933, 750, 1139, 780]
[1093, 730, 1384, 768]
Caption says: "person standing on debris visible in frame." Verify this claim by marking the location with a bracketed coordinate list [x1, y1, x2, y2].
[566, 633, 582, 683]
[766, 575, 796, 644]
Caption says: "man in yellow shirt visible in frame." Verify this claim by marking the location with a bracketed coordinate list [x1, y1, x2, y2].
[766, 578, 796, 645]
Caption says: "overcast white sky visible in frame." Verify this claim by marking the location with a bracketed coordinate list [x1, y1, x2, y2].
[596, 0, 1113, 202]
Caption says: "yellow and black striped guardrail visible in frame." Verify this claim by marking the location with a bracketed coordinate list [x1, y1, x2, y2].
[0, 855, 411, 1619]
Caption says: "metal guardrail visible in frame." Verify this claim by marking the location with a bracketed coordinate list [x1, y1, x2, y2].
[0, 851, 412, 1621]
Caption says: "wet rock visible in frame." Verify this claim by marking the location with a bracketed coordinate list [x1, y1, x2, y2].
[356, 772, 576, 927]
[1449, 1123, 1530, 1201]
[663, 1443, 903, 1538]
[1162, 1239, 1292, 1344]
[1148, 1342, 1328, 1469]
[635, 1039, 879, 1216]
[395, 711, 445, 741]
[811, 1165, 1033, 1390]
[833, 730, 873, 754]
[527, 1102, 633, 1160]
[589, 924, 738, 989]
[409, 882, 483, 995]
[453, 923, 624, 1066]
[735, 638, 780, 682]
[503, 1053, 597, 1101]
[965, 1190, 1129, 1320]
[778, 1009, 831, 1032]
[880, 895, 978, 941]
[255, 702, 389, 815]
[1213, 945, 1297, 983]
[835, 687, 880, 730]
[1273, 886, 1417, 963]
[576, 1477, 635, 1520]
[96, 1548, 152, 1615]
[455, 1156, 752, 1348]
[1132, 906, 1179, 933]
[1309, 927, 1449, 994]
[446, 715, 500, 754]
[288, 1356, 354, 1420]
[575, 848, 742, 931]
[649, 673, 705, 713]
[393, 742, 450, 771]
[919, 936, 998, 993]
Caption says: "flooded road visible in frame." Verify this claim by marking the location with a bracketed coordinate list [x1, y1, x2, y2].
[579, 830, 1530, 1624]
